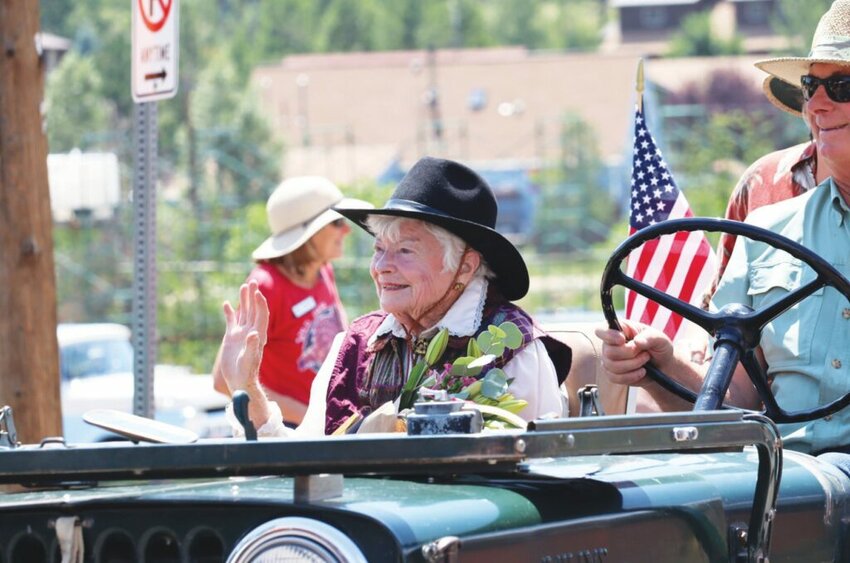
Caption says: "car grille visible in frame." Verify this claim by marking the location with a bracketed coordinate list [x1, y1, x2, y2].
[0, 501, 394, 563]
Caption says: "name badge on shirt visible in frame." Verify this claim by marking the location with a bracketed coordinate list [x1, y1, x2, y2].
[292, 296, 317, 318]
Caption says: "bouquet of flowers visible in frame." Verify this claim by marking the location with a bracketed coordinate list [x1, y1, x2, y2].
[398, 322, 528, 429]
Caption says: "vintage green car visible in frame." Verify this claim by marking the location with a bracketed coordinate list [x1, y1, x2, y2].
[1, 219, 849, 563]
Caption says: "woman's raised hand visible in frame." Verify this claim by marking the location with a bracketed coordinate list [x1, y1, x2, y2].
[220, 280, 270, 393]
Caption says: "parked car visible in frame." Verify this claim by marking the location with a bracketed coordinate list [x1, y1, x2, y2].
[58, 323, 229, 442]
[0, 221, 848, 562]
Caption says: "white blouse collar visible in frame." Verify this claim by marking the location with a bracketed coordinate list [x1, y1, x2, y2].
[369, 276, 489, 345]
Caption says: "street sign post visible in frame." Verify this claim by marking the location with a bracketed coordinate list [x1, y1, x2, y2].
[132, 0, 179, 103]
[131, 0, 179, 418]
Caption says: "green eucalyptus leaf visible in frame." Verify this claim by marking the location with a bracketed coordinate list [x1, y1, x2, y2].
[488, 325, 507, 339]
[477, 331, 494, 352]
[452, 390, 470, 400]
[483, 368, 509, 386]
[499, 322, 523, 349]
[481, 377, 509, 399]
[450, 356, 474, 376]
[464, 363, 484, 377]
[480, 368, 510, 399]
[488, 342, 505, 357]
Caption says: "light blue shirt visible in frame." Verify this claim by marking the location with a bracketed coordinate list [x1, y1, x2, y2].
[714, 179, 850, 454]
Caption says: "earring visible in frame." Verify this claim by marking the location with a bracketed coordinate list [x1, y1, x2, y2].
[452, 282, 465, 291]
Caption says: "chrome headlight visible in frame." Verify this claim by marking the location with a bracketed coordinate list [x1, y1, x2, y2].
[227, 517, 367, 563]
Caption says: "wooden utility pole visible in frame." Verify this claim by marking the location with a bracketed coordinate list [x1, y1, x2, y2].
[0, 0, 62, 443]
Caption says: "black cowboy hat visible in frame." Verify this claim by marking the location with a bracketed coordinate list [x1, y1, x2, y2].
[334, 156, 530, 300]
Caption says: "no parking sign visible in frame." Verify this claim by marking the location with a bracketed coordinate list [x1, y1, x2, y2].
[131, 0, 179, 102]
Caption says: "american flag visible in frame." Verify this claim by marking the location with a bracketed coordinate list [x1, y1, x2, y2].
[626, 102, 717, 341]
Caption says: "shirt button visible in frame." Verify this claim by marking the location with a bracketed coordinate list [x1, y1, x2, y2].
[825, 414, 833, 421]
[833, 359, 843, 369]
[843, 308, 850, 319]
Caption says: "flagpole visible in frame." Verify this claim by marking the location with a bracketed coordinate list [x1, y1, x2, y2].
[636, 58, 644, 113]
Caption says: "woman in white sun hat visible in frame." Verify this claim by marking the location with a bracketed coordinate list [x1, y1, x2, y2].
[213, 177, 371, 426]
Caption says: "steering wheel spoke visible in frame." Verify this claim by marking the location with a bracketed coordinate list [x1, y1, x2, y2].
[750, 279, 826, 329]
[618, 273, 719, 331]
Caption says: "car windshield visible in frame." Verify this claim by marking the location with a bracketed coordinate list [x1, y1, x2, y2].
[59, 339, 133, 380]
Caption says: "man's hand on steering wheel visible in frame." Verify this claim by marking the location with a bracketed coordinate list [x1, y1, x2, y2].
[600, 217, 850, 423]
[595, 320, 675, 386]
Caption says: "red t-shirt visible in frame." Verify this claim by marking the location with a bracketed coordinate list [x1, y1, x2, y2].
[248, 263, 346, 404]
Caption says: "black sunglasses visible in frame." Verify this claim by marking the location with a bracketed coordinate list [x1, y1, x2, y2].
[801, 74, 850, 103]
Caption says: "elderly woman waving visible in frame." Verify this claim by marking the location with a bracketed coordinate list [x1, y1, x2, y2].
[220, 157, 571, 436]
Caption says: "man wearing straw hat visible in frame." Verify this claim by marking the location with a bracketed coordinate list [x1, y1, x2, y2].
[597, 0, 850, 457]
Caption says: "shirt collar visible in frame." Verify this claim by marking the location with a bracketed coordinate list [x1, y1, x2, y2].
[369, 276, 489, 345]
[827, 178, 850, 226]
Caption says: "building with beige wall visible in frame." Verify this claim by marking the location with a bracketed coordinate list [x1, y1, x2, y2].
[252, 46, 773, 189]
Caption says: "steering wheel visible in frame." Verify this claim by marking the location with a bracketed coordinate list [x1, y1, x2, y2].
[600, 218, 850, 424]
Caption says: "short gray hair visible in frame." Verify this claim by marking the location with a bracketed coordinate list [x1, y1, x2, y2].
[366, 216, 493, 280]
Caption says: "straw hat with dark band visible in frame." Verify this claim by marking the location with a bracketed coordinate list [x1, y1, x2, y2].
[756, 0, 850, 87]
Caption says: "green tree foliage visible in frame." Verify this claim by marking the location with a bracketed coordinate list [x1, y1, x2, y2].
[316, 0, 380, 52]
[487, 0, 602, 51]
[535, 113, 615, 254]
[228, 0, 321, 76]
[44, 52, 113, 152]
[675, 111, 779, 219]
[662, 69, 808, 220]
[668, 11, 744, 57]
[490, 0, 545, 48]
